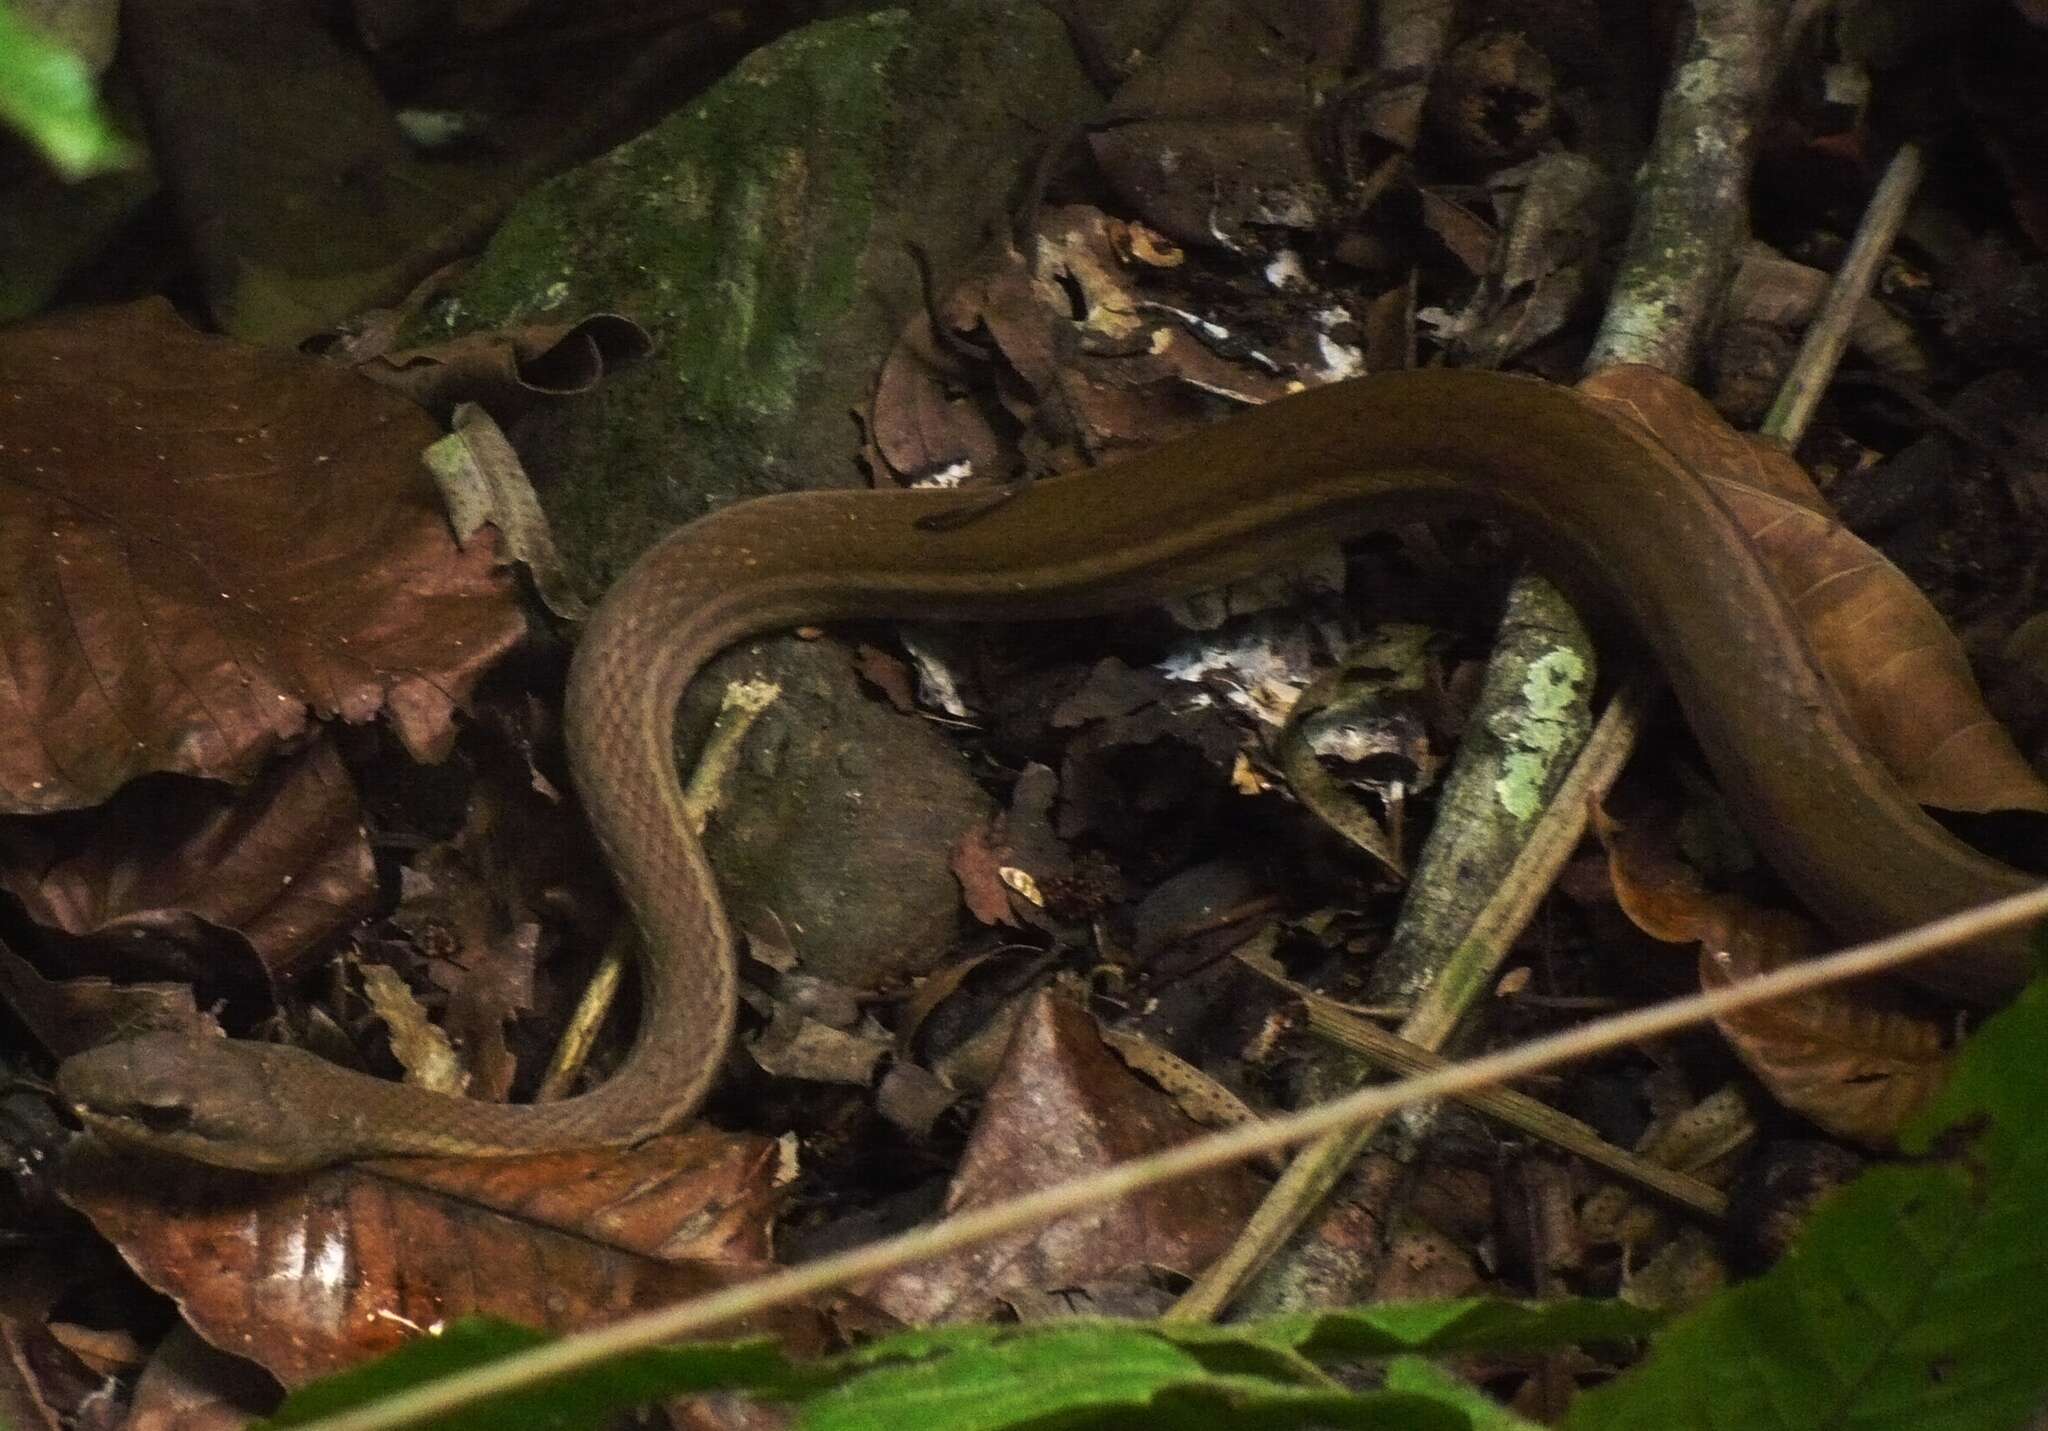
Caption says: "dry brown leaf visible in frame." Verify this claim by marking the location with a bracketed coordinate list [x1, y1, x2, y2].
[1084, 3, 1348, 252]
[361, 313, 650, 418]
[866, 310, 1009, 489]
[1418, 188, 1499, 274]
[1424, 154, 1618, 365]
[1700, 937, 1951, 1149]
[387, 770, 598, 1104]
[123, 1325, 276, 1431]
[857, 991, 1265, 1324]
[1596, 804, 1952, 1146]
[366, 1128, 785, 1265]
[0, 939, 214, 1060]
[0, 739, 374, 986]
[1712, 482, 2048, 814]
[0, 1321, 89, 1431]
[1100, 1028, 1271, 1149]
[869, 207, 1314, 489]
[1581, 364, 2048, 815]
[0, 300, 524, 813]
[426, 403, 588, 623]
[949, 820, 1019, 928]
[62, 1129, 802, 1387]
[1580, 362, 1828, 510]
[894, 949, 1002, 1055]
[851, 643, 918, 713]
[747, 1006, 890, 1085]
[1373, 1212, 1484, 1302]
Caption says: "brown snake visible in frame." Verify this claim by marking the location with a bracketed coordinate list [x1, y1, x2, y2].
[55, 371, 2040, 1169]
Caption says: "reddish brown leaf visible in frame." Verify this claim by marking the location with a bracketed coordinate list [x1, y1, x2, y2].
[1581, 365, 2048, 815]
[851, 643, 918, 713]
[364, 1128, 784, 1265]
[1713, 482, 2048, 814]
[63, 1130, 802, 1387]
[858, 991, 1266, 1324]
[0, 740, 373, 986]
[1700, 937, 1951, 1149]
[1595, 804, 1952, 1146]
[948, 820, 1018, 928]
[1587, 803, 1737, 950]
[0, 300, 524, 814]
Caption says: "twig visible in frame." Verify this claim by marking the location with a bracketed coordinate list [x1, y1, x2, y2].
[1763, 142, 1926, 445]
[1290, 979, 1726, 1219]
[293, 884, 2048, 1431]
[1588, 0, 1790, 375]
[1187, 0, 1792, 1319]
[538, 680, 778, 1099]
[1168, 679, 1648, 1320]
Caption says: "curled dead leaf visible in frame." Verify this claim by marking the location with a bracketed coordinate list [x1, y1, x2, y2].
[1596, 802, 1952, 1146]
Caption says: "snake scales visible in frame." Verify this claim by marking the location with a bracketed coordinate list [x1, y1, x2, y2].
[54, 371, 2038, 1169]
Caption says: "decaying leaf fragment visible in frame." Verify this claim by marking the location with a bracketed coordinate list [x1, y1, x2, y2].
[0, 738, 374, 985]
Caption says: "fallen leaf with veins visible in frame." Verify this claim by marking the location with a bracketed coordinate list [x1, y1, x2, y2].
[858, 992, 1266, 1324]
[0, 300, 524, 814]
[63, 1129, 803, 1387]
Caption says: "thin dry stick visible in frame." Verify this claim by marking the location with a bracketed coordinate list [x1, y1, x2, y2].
[1587, 0, 1790, 375]
[291, 887, 2048, 1431]
[1296, 991, 1725, 1219]
[1763, 141, 1925, 444]
[1169, 680, 1648, 1320]
[1234, 947, 1726, 1217]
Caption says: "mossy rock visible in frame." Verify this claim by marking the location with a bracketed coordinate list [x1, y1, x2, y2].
[419, 1, 1111, 985]
[418, 0, 1104, 600]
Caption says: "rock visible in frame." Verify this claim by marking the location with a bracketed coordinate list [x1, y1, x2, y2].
[420, 1, 1108, 981]
[420, 0, 1105, 596]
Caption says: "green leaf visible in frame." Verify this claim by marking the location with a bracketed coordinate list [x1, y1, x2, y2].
[1564, 975, 2048, 1431]
[798, 1324, 1466, 1431]
[1237, 1298, 1660, 1358]
[263, 1318, 822, 1430]
[0, 0, 134, 178]
[1384, 1357, 1545, 1431]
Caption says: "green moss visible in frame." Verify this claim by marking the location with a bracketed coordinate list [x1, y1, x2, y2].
[1492, 647, 1590, 819]
[417, 1, 1096, 597]
[437, 9, 906, 430]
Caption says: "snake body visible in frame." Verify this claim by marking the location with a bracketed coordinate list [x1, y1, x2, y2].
[55, 371, 2039, 1169]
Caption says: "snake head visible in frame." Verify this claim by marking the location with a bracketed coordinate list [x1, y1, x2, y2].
[56, 1032, 316, 1172]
